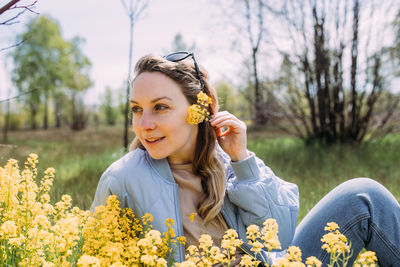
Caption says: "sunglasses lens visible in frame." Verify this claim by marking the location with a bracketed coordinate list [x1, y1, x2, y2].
[165, 52, 190, 62]
[164, 51, 204, 91]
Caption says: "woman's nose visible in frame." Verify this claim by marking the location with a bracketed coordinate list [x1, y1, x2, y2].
[140, 111, 156, 130]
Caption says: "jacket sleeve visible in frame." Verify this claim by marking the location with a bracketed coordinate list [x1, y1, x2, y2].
[224, 151, 299, 249]
[89, 170, 125, 214]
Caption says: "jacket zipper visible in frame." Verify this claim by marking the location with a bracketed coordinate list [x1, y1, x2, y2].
[173, 183, 185, 263]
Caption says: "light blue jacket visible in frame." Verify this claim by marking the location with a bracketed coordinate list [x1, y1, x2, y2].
[90, 147, 299, 263]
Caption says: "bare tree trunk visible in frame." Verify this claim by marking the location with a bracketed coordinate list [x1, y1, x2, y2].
[3, 99, 10, 143]
[252, 47, 263, 125]
[302, 55, 318, 136]
[43, 90, 49, 129]
[121, 0, 149, 151]
[349, 0, 359, 139]
[124, 14, 134, 151]
[30, 102, 38, 130]
[244, 0, 266, 125]
[357, 56, 382, 141]
[55, 97, 61, 128]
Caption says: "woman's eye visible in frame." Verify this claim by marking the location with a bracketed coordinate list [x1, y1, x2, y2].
[155, 104, 168, 111]
[131, 106, 142, 113]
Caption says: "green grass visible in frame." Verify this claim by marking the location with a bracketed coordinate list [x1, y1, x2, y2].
[1, 125, 133, 209]
[2, 126, 400, 221]
[247, 134, 400, 220]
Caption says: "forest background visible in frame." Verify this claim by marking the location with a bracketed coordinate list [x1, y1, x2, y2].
[1, 0, 400, 221]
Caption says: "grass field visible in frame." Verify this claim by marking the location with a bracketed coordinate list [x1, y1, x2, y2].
[1, 125, 399, 222]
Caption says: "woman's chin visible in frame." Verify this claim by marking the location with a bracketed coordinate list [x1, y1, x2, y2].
[147, 151, 167, 160]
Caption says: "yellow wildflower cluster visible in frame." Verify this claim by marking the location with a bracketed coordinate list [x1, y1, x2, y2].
[0, 154, 89, 266]
[244, 219, 281, 266]
[354, 251, 378, 267]
[0, 155, 184, 267]
[0, 155, 379, 267]
[178, 228, 244, 266]
[187, 92, 212, 125]
[321, 222, 352, 266]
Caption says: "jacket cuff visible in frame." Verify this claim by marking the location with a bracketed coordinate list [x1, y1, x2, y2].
[231, 152, 260, 181]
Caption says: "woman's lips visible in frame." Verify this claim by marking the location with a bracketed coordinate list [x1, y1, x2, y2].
[145, 136, 165, 144]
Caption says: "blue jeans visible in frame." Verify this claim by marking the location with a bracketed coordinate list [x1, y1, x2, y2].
[292, 178, 400, 266]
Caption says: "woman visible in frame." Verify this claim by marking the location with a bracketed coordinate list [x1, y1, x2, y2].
[91, 52, 400, 265]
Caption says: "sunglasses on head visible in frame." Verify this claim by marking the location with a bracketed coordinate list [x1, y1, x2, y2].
[164, 51, 205, 91]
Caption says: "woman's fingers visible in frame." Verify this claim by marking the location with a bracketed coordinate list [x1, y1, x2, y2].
[209, 112, 246, 134]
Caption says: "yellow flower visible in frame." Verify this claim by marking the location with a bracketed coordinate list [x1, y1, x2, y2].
[324, 222, 339, 232]
[240, 254, 255, 266]
[221, 229, 243, 256]
[250, 240, 263, 254]
[246, 224, 260, 242]
[286, 246, 303, 262]
[199, 234, 213, 251]
[305, 256, 322, 267]
[1, 220, 17, 237]
[197, 91, 212, 105]
[141, 254, 156, 265]
[189, 212, 197, 222]
[143, 213, 154, 224]
[273, 258, 291, 266]
[187, 245, 199, 256]
[176, 261, 197, 267]
[155, 258, 168, 267]
[77, 255, 101, 267]
[261, 218, 281, 251]
[187, 92, 212, 125]
[165, 218, 174, 227]
[355, 250, 378, 266]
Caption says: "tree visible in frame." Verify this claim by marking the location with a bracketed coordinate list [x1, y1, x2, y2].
[268, 0, 399, 144]
[120, 0, 150, 151]
[11, 16, 67, 129]
[10, 15, 92, 130]
[216, 0, 269, 125]
[392, 10, 400, 76]
[101, 87, 118, 125]
[63, 37, 92, 130]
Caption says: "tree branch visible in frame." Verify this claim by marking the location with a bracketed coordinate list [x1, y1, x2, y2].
[0, 38, 24, 52]
[0, 0, 20, 15]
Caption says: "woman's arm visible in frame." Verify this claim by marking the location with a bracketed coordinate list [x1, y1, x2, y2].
[210, 111, 299, 249]
[225, 152, 299, 249]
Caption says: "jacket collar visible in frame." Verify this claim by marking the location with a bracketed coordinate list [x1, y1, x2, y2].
[144, 150, 176, 183]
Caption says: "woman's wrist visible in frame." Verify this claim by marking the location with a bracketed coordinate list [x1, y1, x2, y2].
[230, 150, 250, 162]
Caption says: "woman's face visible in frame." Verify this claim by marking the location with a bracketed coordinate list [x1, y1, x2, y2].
[130, 72, 198, 164]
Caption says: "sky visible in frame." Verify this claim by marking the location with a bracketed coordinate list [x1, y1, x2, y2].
[1, 0, 399, 107]
[0, 0, 240, 106]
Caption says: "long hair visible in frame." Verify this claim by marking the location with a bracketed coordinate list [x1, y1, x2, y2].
[130, 54, 226, 225]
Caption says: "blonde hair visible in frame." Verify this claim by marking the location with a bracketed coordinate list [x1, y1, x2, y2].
[130, 54, 226, 225]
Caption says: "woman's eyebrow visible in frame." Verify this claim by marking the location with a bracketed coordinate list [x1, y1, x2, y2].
[151, 96, 172, 103]
[130, 96, 172, 104]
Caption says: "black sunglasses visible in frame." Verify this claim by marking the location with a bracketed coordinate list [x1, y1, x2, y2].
[164, 51, 205, 90]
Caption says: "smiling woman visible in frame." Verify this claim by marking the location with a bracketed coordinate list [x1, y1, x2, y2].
[90, 53, 400, 266]
[130, 71, 198, 164]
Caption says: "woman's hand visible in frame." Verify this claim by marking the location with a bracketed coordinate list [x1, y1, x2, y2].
[209, 111, 249, 162]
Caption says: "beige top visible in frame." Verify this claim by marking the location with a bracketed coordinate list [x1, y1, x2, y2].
[170, 162, 229, 248]
[171, 163, 245, 266]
